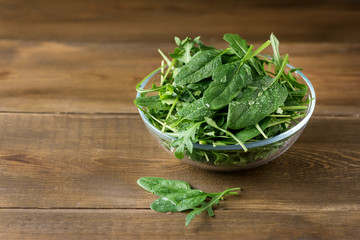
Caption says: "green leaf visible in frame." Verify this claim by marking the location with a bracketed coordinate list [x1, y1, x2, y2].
[150, 190, 207, 212]
[135, 95, 171, 110]
[185, 188, 240, 226]
[137, 177, 191, 197]
[204, 117, 247, 151]
[172, 122, 203, 159]
[183, 41, 195, 63]
[235, 117, 271, 142]
[203, 63, 252, 110]
[270, 33, 281, 67]
[227, 80, 288, 129]
[223, 33, 263, 75]
[178, 98, 215, 121]
[223, 33, 248, 58]
[174, 49, 222, 86]
[174, 36, 182, 46]
[185, 211, 197, 226]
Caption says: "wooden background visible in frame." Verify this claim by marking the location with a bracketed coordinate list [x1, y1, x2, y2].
[0, 0, 359, 239]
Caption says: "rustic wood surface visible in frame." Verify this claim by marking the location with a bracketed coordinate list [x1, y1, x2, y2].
[0, 0, 359, 239]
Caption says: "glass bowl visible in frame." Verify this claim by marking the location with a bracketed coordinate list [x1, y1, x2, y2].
[136, 64, 316, 171]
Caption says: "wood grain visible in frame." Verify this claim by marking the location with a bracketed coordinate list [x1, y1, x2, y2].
[0, 209, 359, 240]
[0, 114, 358, 209]
[0, 41, 359, 115]
[0, 0, 359, 43]
[0, 0, 359, 238]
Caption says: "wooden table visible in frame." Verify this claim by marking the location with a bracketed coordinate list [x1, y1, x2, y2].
[0, 0, 359, 239]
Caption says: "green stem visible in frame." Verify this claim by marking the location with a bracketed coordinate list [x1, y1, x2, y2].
[161, 95, 180, 132]
[158, 49, 172, 66]
[185, 87, 197, 101]
[221, 129, 247, 152]
[162, 59, 176, 84]
[136, 65, 167, 93]
[267, 114, 305, 127]
[273, 54, 289, 83]
[250, 40, 271, 59]
[255, 123, 268, 139]
[146, 111, 177, 132]
[268, 114, 292, 117]
[241, 45, 254, 64]
[185, 188, 240, 226]
[280, 105, 308, 111]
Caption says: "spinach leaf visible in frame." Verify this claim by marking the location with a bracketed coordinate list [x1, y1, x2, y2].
[203, 63, 252, 110]
[150, 190, 207, 212]
[177, 98, 215, 121]
[187, 78, 212, 92]
[174, 49, 222, 86]
[137, 177, 191, 197]
[228, 80, 288, 129]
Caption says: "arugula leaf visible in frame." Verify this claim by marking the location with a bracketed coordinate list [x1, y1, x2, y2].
[185, 187, 240, 226]
[135, 95, 171, 110]
[270, 33, 281, 67]
[203, 63, 252, 110]
[223, 33, 248, 58]
[174, 49, 222, 86]
[171, 121, 203, 159]
[204, 117, 247, 151]
[224, 33, 262, 74]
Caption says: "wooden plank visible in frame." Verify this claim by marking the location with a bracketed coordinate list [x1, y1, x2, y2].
[0, 41, 359, 115]
[0, 0, 359, 43]
[0, 209, 359, 240]
[0, 113, 359, 209]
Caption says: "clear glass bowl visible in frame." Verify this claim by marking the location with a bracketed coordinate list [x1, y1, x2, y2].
[136, 64, 316, 171]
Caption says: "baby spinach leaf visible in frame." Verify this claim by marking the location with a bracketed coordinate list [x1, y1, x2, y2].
[203, 63, 252, 110]
[174, 49, 222, 86]
[228, 80, 288, 129]
[150, 190, 207, 212]
[178, 98, 215, 121]
[137, 177, 191, 197]
[187, 78, 212, 92]
[134, 95, 171, 110]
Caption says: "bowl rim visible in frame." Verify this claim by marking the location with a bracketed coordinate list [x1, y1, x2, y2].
[136, 63, 316, 150]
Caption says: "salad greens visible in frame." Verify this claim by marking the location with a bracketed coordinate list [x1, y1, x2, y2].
[137, 177, 240, 226]
[135, 33, 308, 160]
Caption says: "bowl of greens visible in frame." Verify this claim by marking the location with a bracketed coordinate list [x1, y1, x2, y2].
[135, 33, 316, 171]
